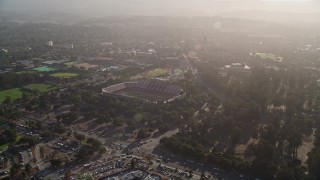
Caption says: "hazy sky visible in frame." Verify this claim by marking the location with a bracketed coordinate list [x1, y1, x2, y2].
[0, 0, 319, 17]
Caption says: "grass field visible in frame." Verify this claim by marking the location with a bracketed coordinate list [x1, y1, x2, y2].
[147, 68, 170, 78]
[24, 83, 56, 93]
[50, 72, 78, 78]
[64, 61, 78, 66]
[121, 91, 167, 102]
[254, 53, 283, 62]
[16, 71, 37, 75]
[32, 66, 56, 72]
[131, 68, 170, 80]
[0, 88, 24, 104]
[134, 113, 144, 123]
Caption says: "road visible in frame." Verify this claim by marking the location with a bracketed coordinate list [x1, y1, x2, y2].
[138, 128, 179, 154]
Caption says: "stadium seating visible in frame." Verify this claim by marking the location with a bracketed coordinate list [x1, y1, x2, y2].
[102, 80, 183, 101]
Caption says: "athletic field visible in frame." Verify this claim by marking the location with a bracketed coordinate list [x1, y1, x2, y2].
[24, 83, 56, 93]
[50, 72, 78, 78]
[32, 66, 56, 72]
[0, 88, 24, 104]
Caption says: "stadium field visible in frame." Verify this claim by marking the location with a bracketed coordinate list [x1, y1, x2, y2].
[131, 68, 170, 80]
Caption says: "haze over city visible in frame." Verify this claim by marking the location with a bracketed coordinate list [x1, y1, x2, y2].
[1, 0, 319, 16]
[0, 0, 320, 180]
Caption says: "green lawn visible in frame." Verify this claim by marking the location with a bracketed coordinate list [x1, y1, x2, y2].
[24, 83, 56, 93]
[0, 88, 24, 104]
[64, 61, 78, 66]
[254, 53, 283, 62]
[32, 66, 56, 72]
[147, 68, 170, 78]
[122, 91, 167, 102]
[16, 71, 37, 75]
[134, 113, 144, 123]
[50, 72, 79, 78]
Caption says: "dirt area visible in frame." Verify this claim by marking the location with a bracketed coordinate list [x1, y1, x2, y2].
[298, 128, 316, 166]
[139, 128, 179, 154]
[234, 138, 255, 155]
[75, 63, 98, 70]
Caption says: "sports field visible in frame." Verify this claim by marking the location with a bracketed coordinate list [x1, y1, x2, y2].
[32, 66, 56, 72]
[147, 68, 170, 78]
[0, 88, 24, 104]
[131, 68, 170, 80]
[24, 83, 56, 93]
[50, 72, 78, 78]
[122, 91, 167, 102]
[64, 61, 78, 66]
[16, 71, 37, 75]
[253, 53, 283, 62]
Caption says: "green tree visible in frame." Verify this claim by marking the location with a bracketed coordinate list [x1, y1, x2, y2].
[50, 158, 63, 167]
[86, 138, 102, 149]
[231, 127, 243, 146]
[137, 129, 147, 139]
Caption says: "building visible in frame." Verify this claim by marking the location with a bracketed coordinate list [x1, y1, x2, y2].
[47, 41, 53, 47]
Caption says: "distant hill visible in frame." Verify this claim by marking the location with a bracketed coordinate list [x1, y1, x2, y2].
[219, 10, 320, 27]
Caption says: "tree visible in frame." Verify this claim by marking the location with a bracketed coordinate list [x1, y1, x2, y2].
[307, 149, 320, 179]
[188, 170, 193, 178]
[201, 172, 206, 180]
[130, 158, 135, 168]
[251, 127, 259, 143]
[286, 127, 302, 159]
[86, 138, 102, 149]
[64, 170, 71, 180]
[50, 158, 63, 167]
[77, 173, 94, 180]
[35, 121, 42, 130]
[277, 167, 296, 180]
[158, 124, 169, 133]
[25, 163, 31, 174]
[231, 127, 243, 146]
[0, 129, 17, 145]
[137, 129, 147, 139]
[18, 136, 38, 146]
[74, 133, 85, 142]
[10, 163, 23, 179]
[99, 147, 107, 154]
[75, 145, 95, 160]
[3, 96, 11, 105]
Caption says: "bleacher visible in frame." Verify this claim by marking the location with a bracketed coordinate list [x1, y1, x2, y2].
[102, 80, 184, 101]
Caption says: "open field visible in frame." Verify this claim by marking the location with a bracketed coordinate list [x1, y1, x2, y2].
[16, 71, 37, 74]
[147, 68, 170, 77]
[50, 72, 79, 78]
[75, 63, 98, 70]
[32, 66, 56, 72]
[253, 52, 283, 62]
[24, 83, 56, 93]
[64, 61, 78, 66]
[131, 68, 170, 80]
[0, 88, 24, 104]
[121, 91, 168, 102]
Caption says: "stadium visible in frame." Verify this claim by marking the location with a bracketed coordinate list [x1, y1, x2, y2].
[102, 80, 185, 103]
